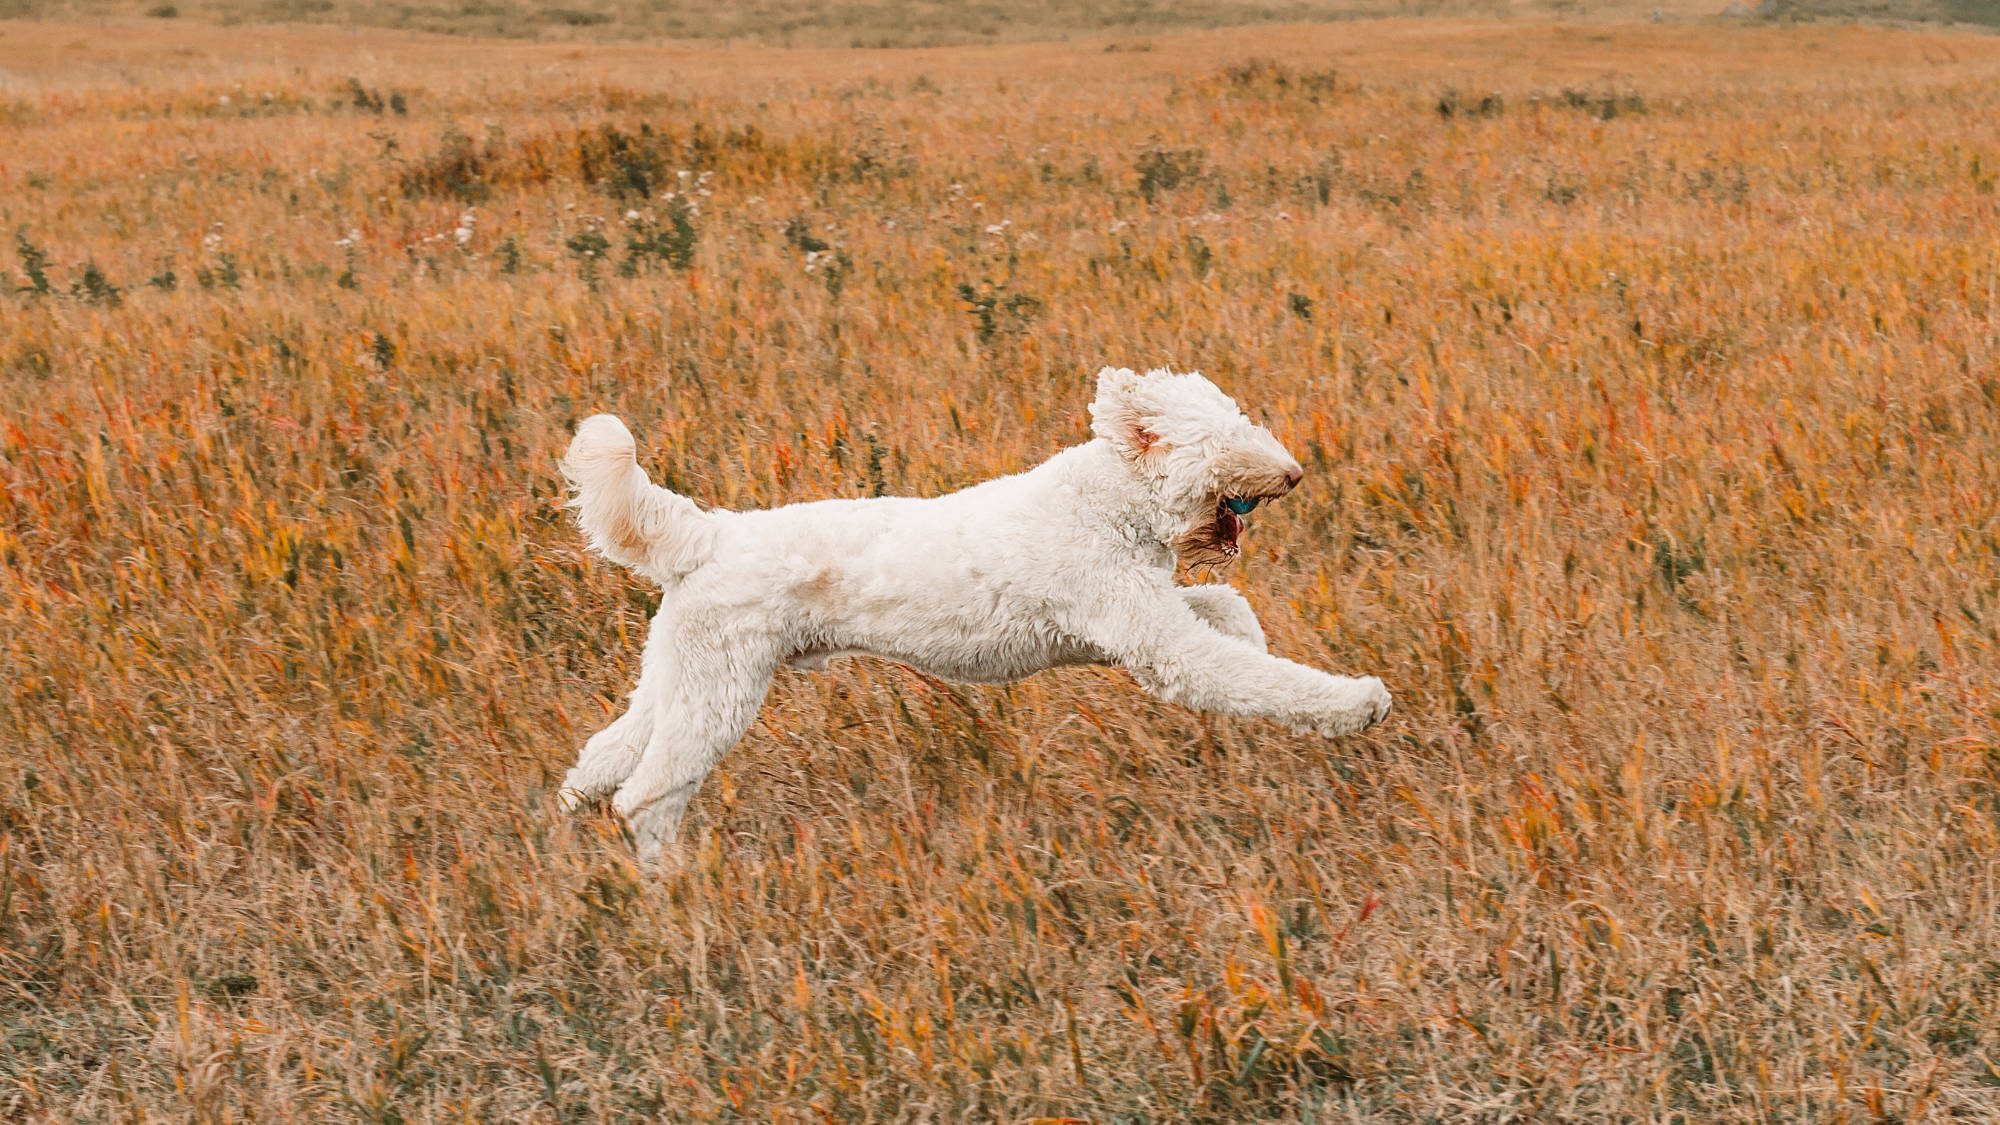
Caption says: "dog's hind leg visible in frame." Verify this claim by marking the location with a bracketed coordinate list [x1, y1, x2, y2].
[559, 612, 673, 812]
[559, 697, 654, 813]
[612, 635, 778, 866]
[1179, 585, 1267, 650]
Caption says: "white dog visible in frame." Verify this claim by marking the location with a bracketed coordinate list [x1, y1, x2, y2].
[560, 366, 1391, 862]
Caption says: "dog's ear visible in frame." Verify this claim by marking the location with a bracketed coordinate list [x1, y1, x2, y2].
[1089, 366, 1160, 461]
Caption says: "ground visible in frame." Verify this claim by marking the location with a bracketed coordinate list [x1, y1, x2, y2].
[2, 12, 1999, 1121]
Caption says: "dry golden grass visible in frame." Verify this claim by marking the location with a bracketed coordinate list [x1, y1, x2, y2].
[3, 16, 1999, 1120]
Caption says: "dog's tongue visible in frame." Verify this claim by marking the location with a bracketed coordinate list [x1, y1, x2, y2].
[1219, 507, 1242, 550]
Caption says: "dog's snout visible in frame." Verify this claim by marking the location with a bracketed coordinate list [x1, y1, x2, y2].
[1284, 465, 1304, 490]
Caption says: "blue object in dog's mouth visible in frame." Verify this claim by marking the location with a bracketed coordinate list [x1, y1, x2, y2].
[1224, 497, 1258, 515]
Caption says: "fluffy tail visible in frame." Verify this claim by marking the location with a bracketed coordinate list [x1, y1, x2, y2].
[562, 415, 717, 584]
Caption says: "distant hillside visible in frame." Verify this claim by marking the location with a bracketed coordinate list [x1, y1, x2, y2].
[4, 0, 1994, 45]
[1766, 0, 1997, 25]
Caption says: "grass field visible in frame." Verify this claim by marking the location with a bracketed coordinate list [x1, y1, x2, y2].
[3, 14, 2000, 1121]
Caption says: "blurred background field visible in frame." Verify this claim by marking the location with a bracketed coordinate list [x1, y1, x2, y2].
[3, 12, 2000, 1121]
[2, 0, 1998, 43]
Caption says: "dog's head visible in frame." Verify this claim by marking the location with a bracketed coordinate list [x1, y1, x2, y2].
[1089, 366, 1303, 568]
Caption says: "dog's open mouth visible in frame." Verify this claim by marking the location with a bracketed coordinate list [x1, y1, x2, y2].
[1177, 492, 1284, 569]
[1215, 496, 1259, 557]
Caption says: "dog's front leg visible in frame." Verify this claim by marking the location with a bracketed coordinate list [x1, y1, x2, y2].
[1178, 585, 1267, 650]
[1083, 593, 1389, 737]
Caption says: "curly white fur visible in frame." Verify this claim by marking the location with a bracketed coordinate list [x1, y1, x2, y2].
[561, 367, 1391, 863]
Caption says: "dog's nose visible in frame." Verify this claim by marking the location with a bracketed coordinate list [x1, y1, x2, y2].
[1284, 465, 1304, 490]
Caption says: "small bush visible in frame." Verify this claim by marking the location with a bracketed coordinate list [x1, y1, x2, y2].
[1183, 233, 1213, 278]
[1136, 146, 1204, 203]
[956, 280, 1040, 342]
[566, 226, 611, 287]
[345, 78, 383, 113]
[342, 78, 406, 116]
[1220, 58, 1338, 99]
[1546, 88, 1647, 120]
[13, 230, 51, 296]
[1436, 89, 1505, 120]
[618, 198, 698, 275]
[196, 253, 241, 290]
[72, 263, 120, 306]
[576, 123, 671, 202]
[783, 217, 831, 255]
[541, 7, 611, 25]
[401, 125, 492, 202]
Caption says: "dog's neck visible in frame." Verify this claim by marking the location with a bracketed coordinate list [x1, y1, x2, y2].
[1049, 440, 1182, 565]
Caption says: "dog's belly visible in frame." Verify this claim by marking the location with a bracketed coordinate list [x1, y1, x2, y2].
[786, 635, 1105, 683]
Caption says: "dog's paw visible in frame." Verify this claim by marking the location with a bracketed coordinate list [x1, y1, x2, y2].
[1312, 677, 1391, 737]
[1362, 677, 1392, 727]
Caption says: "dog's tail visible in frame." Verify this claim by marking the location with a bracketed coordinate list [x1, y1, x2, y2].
[562, 414, 717, 584]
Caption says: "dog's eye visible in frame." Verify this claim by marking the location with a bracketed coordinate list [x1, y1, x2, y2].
[1224, 497, 1258, 515]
